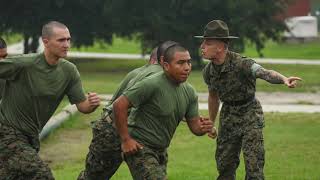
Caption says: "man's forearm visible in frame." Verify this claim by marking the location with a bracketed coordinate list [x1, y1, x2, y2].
[76, 99, 98, 114]
[255, 68, 286, 84]
[113, 97, 131, 141]
[208, 91, 220, 125]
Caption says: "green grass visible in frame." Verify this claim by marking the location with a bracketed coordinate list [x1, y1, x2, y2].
[1, 33, 23, 45]
[40, 111, 320, 180]
[71, 36, 142, 54]
[69, 36, 320, 60]
[244, 40, 320, 60]
[70, 59, 320, 93]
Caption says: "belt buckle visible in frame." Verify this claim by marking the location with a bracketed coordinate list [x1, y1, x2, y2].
[102, 112, 113, 124]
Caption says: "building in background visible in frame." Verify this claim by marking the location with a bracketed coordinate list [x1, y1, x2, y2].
[281, 0, 319, 41]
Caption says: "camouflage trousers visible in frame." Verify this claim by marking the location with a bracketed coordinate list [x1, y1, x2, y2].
[78, 118, 168, 180]
[125, 145, 168, 180]
[216, 100, 265, 180]
[0, 123, 54, 180]
[78, 119, 122, 180]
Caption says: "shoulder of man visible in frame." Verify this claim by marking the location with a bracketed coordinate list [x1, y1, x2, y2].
[228, 51, 256, 64]
[59, 58, 78, 70]
[202, 60, 212, 74]
[182, 81, 198, 96]
[1, 53, 41, 70]
[6, 53, 38, 63]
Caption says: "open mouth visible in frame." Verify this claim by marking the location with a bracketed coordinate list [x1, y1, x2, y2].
[181, 74, 189, 78]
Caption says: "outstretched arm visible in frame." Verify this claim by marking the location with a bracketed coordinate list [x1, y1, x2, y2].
[113, 95, 143, 155]
[255, 67, 302, 88]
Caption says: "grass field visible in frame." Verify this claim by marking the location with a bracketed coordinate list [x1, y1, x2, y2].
[1, 33, 23, 45]
[71, 36, 141, 54]
[71, 36, 320, 60]
[40, 110, 320, 180]
[244, 40, 320, 60]
[70, 59, 320, 93]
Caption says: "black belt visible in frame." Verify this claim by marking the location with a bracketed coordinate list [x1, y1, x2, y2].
[223, 96, 255, 106]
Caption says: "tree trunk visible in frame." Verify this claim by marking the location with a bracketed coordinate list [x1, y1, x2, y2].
[23, 34, 39, 54]
[23, 34, 30, 54]
[30, 35, 39, 53]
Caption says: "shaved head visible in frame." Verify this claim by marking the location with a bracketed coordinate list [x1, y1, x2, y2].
[42, 21, 68, 38]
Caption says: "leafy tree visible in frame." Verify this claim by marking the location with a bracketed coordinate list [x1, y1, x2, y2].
[103, 0, 292, 66]
[0, 0, 292, 66]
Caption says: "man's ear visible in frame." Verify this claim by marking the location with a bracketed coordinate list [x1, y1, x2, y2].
[42, 37, 49, 47]
[163, 61, 169, 71]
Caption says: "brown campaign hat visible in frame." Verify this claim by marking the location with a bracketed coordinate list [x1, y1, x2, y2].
[194, 20, 238, 39]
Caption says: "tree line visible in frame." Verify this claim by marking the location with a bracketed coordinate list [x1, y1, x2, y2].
[0, 0, 293, 65]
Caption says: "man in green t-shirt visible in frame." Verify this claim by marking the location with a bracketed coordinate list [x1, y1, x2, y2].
[0, 37, 7, 100]
[0, 21, 100, 179]
[78, 41, 179, 180]
[113, 44, 213, 179]
[195, 20, 302, 180]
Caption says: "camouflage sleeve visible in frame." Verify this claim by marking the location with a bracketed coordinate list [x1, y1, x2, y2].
[241, 58, 256, 78]
[202, 63, 217, 91]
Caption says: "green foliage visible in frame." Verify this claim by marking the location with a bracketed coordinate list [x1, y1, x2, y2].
[102, 0, 291, 65]
[0, 0, 113, 52]
[0, 33, 23, 45]
[0, 0, 291, 61]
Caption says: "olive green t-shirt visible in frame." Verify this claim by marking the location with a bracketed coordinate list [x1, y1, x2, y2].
[104, 64, 162, 117]
[124, 72, 199, 149]
[109, 64, 149, 103]
[0, 53, 86, 137]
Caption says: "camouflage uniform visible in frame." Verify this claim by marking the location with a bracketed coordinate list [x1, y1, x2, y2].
[0, 123, 54, 180]
[125, 146, 167, 180]
[78, 117, 122, 180]
[203, 51, 265, 180]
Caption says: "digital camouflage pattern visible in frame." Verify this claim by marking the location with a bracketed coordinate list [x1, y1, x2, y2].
[203, 51, 265, 180]
[216, 100, 265, 180]
[0, 123, 54, 180]
[78, 118, 168, 180]
[203, 51, 256, 102]
[78, 119, 122, 180]
[125, 146, 168, 180]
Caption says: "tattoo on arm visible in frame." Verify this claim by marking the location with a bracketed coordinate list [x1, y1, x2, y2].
[255, 68, 286, 84]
